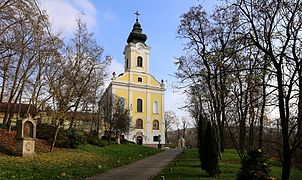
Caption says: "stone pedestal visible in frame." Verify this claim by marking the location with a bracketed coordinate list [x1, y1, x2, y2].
[178, 137, 185, 148]
[16, 138, 35, 156]
[16, 116, 36, 157]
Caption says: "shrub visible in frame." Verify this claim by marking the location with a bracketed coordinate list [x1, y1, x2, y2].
[86, 134, 106, 147]
[120, 138, 135, 144]
[101, 136, 116, 142]
[36, 123, 57, 140]
[237, 149, 271, 180]
[36, 124, 69, 147]
[0, 124, 6, 129]
[64, 129, 87, 149]
[36, 124, 87, 149]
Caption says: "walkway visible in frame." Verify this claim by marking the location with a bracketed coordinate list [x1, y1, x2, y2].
[87, 148, 183, 180]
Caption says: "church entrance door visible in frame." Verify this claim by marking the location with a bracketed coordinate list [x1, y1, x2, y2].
[137, 136, 143, 145]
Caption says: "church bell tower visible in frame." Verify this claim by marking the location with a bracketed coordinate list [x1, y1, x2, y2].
[124, 11, 150, 74]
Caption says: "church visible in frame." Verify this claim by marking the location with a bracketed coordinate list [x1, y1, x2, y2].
[101, 13, 165, 147]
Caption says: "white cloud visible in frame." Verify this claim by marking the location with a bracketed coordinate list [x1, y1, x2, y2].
[164, 84, 190, 116]
[109, 58, 124, 75]
[100, 7, 117, 23]
[39, 0, 97, 36]
[104, 58, 124, 87]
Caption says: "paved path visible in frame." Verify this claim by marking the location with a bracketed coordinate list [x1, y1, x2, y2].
[87, 148, 183, 180]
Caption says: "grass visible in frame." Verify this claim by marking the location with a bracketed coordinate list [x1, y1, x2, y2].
[154, 149, 302, 180]
[0, 144, 161, 179]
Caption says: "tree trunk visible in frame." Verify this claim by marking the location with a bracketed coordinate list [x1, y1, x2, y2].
[298, 63, 302, 147]
[0, 66, 7, 103]
[259, 58, 267, 149]
[198, 114, 207, 170]
[239, 119, 246, 150]
[107, 130, 112, 145]
[220, 101, 226, 153]
[2, 102, 12, 126]
[183, 129, 185, 139]
[248, 117, 254, 149]
[281, 147, 291, 180]
[259, 93, 266, 149]
[248, 87, 255, 149]
[51, 124, 60, 152]
[276, 66, 291, 180]
[219, 69, 227, 153]
[165, 130, 169, 144]
[239, 82, 248, 151]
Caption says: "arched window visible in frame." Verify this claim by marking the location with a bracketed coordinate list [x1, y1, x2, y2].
[137, 98, 143, 112]
[153, 120, 159, 130]
[137, 56, 143, 67]
[136, 119, 143, 129]
[153, 101, 159, 114]
[138, 77, 142, 82]
[125, 59, 128, 69]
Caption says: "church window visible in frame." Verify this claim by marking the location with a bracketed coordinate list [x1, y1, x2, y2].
[136, 119, 143, 129]
[137, 56, 143, 67]
[153, 120, 159, 130]
[137, 98, 143, 112]
[125, 59, 128, 69]
[153, 101, 159, 114]
[153, 136, 159, 142]
[138, 77, 142, 82]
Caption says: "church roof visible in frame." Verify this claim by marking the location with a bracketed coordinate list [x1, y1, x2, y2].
[126, 12, 147, 44]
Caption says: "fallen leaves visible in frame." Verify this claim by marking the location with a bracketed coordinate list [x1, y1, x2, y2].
[0, 128, 63, 154]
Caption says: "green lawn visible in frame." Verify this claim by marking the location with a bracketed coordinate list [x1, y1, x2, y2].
[154, 149, 302, 180]
[0, 144, 161, 179]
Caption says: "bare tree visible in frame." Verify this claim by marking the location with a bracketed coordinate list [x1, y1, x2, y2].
[232, 1, 302, 179]
[0, 0, 61, 130]
[45, 18, 110, 151]
[175, 3, 280, 176]
[65, 18, 110, 130]
[164, 110, 178, 144]
[99, 93, 132, 145]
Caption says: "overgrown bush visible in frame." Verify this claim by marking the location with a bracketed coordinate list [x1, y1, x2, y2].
[0, 124, 6, 129]
[36, 123, 68, 146]
[36, 124, 87, 149]
[293, 148, 302, 171]
[36, 123, 57, 140]
[37, 124, 131, 149]
[101, 136, 116, 142]
[237, 149, 272, 180]
[64, 129, 87, 149]
[86, 134, 106, 147]
[121, 138, 135, 144]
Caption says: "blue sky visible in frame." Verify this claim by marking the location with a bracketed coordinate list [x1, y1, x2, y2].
[39, 0, 219, 120]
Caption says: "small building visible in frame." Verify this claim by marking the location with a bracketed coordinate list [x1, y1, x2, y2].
[178, 137, 186, 148]
[64, 111, 99, 132]
[0, 103, 38, 126]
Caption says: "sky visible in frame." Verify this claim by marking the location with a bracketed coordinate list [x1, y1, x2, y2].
[39, 0, 220, 121]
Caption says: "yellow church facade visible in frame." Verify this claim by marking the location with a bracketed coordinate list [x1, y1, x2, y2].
[106, 16, 165, 147]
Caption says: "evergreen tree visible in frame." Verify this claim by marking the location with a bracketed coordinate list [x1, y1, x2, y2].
[198, 114, 220, 177]
[237, 149, 271, 180]
[197, 114, 207, 170]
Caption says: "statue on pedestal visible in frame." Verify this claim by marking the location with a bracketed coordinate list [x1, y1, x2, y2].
[16, 115, 36, 156]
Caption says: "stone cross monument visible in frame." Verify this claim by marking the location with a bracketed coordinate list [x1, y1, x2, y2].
[16, 115, 36, 156]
